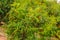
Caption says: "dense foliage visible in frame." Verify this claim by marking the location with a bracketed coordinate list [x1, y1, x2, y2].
[0, 0, 60, 40]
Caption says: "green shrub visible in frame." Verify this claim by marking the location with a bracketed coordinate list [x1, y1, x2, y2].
[0, 0, 60, 40]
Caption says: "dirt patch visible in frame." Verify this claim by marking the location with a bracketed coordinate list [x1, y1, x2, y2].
[0, 27, 7, 40]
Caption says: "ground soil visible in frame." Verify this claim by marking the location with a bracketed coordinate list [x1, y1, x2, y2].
[0, 27, 7, 40]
